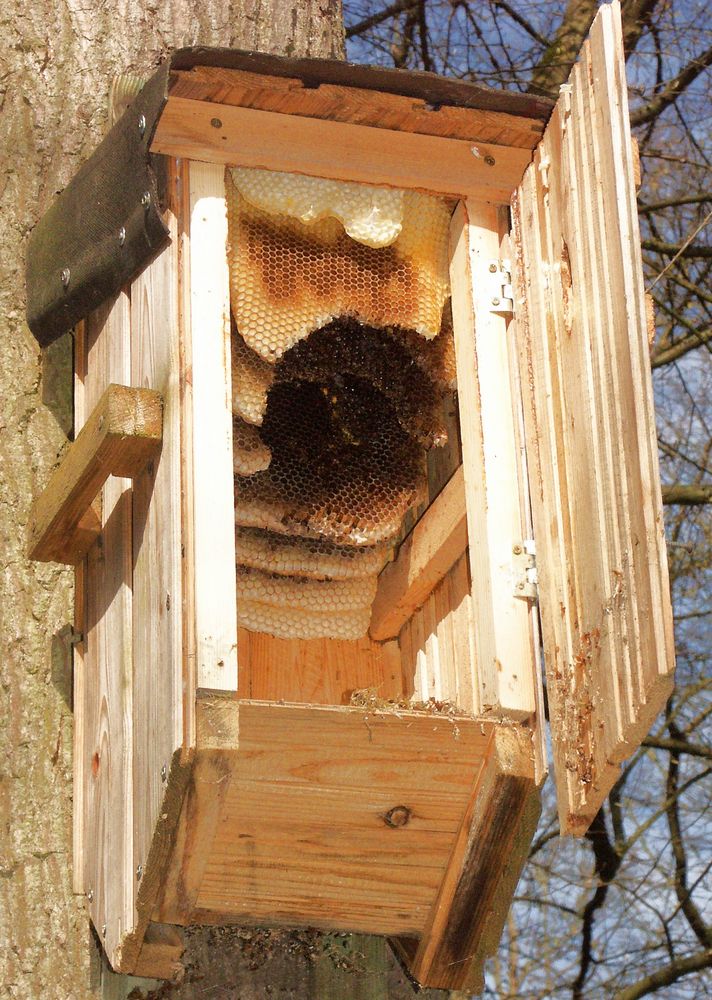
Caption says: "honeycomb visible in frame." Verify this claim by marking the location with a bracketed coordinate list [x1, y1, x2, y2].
[231, 323, 274, 426]
[233, 417, 271, 476]
[237, 566, 377, 610]
[227, 168, 454, 641]
[226, 173, 451, 361]
[238, 599, 372, 641]
[234, 376, 427, 546]
[231, 167, 405, 248]
[235, 528, 390, 581]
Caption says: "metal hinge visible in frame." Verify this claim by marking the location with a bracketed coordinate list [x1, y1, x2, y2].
[487, 259, 514, 315]
[512, 540, 537, 600]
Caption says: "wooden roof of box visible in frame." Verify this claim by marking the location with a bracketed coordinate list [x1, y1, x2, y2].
[25, 48, 552, 347]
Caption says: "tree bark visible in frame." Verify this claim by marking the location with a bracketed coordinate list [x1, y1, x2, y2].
[0, 3, 437, 999]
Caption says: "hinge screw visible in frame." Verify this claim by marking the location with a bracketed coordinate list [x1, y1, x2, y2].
[492, 297, 501, 307]
[141, 191, 151, 210]
[138, 114, 146, 137]
[489, 263, 498, 273]
[87, 889, 93, 902]
[485, 154, 496, 166]
[136, 864, 143, 881]
[161, 763, 167, 783]
[118, 226, 126, 246]
[60, 268, 70, 288]
[512, 544, 522, 555]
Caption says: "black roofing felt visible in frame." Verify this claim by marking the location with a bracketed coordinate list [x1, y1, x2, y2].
[26, 49, 553, 347]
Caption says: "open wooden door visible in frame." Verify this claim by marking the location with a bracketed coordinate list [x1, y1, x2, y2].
[511, 0, 675, 835]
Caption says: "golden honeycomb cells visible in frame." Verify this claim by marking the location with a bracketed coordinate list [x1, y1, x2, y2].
[233, 417, 271, 476]
[231, 324, 274, 426]
[238, 599, 372, 641]
[237, 567, 377, 611]
[235, 528, 391, 581]
[226, 167, 453, 640]
[231, 167, 405, 248]
[226, 171, 451, 362]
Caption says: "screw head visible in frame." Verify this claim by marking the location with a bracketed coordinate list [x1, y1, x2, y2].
[136, 864, 143, 881]
[138, 113, 146, 137]
[517, 582, 525, 590]
[141, 191, 151, 210]
[384, 805, 411, 828]
[492, 297, 501, 307]
[484, 154, 496, 166]
[101, 924, 107, 938]
[489, 263, 498, 273]
[161, 763, 167, 783]
[87, 889, 94, 902]
[512, 544, 522, 555]
[210, 117, 223, 129]
[60, 267, 70, 288]
[118, 226, 126, 246]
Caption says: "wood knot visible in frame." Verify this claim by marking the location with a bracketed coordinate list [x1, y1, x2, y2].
[383, 805, 411, 828]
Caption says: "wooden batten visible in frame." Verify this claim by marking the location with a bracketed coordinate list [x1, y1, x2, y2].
[169, 65, 546, 150]
[185, 161, 238, 693]
[152, 98, 531, 201]
[27, 384, 163, 564]
[449, 201, 537, 720]
[370, 466, 468, 642]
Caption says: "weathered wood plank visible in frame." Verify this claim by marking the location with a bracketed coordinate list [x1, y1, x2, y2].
[187, 161, 238, 692]
[152, 98, 532, 202]
[80, 291, 135, 970]
[160, 698, 498, 937]
[238, 631, 403, 704]
[393, 729, 540, 991]
[449, 201, 537, 719]
[169, 66, 546, 149]
[130, 175, 184, 952]
[370, 466, 468, 641]
[28, 384, 162, 564]
[510, 0, 675, 834]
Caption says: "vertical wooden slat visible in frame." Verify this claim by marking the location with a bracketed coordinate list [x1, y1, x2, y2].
[72, 321, 87, 897]
[449, 200, 537, 720]
[511, 0, 675, 833]
[130, 179, 184, 908]
[186, 161, 238, 692]
[81, 290, 135, 961]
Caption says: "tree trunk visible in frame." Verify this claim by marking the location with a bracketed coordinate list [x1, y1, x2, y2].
[1, 2, 438, 997]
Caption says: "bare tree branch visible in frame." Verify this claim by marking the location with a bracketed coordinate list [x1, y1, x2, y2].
[662, 484, 712, 505]
[664, 710, 712, 949]
[345, 0, 418, 40]
[642, 237, 712, 260]
[572, 809, 623, 1000]
[612, 948, 712, 1000]
[638, 194, 712, 213]
[630, 44, 712, 126]
[621, 0, 661, 57]
[490, 0, 548, 47]
[643, 736, 712, 760]
[652, 327, 712, 368]
[528, 0, 598, 97]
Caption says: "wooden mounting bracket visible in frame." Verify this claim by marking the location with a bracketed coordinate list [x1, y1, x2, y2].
[28, 383, 163, 564]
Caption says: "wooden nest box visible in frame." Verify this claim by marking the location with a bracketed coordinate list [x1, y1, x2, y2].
[26, 2, 674, 990]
